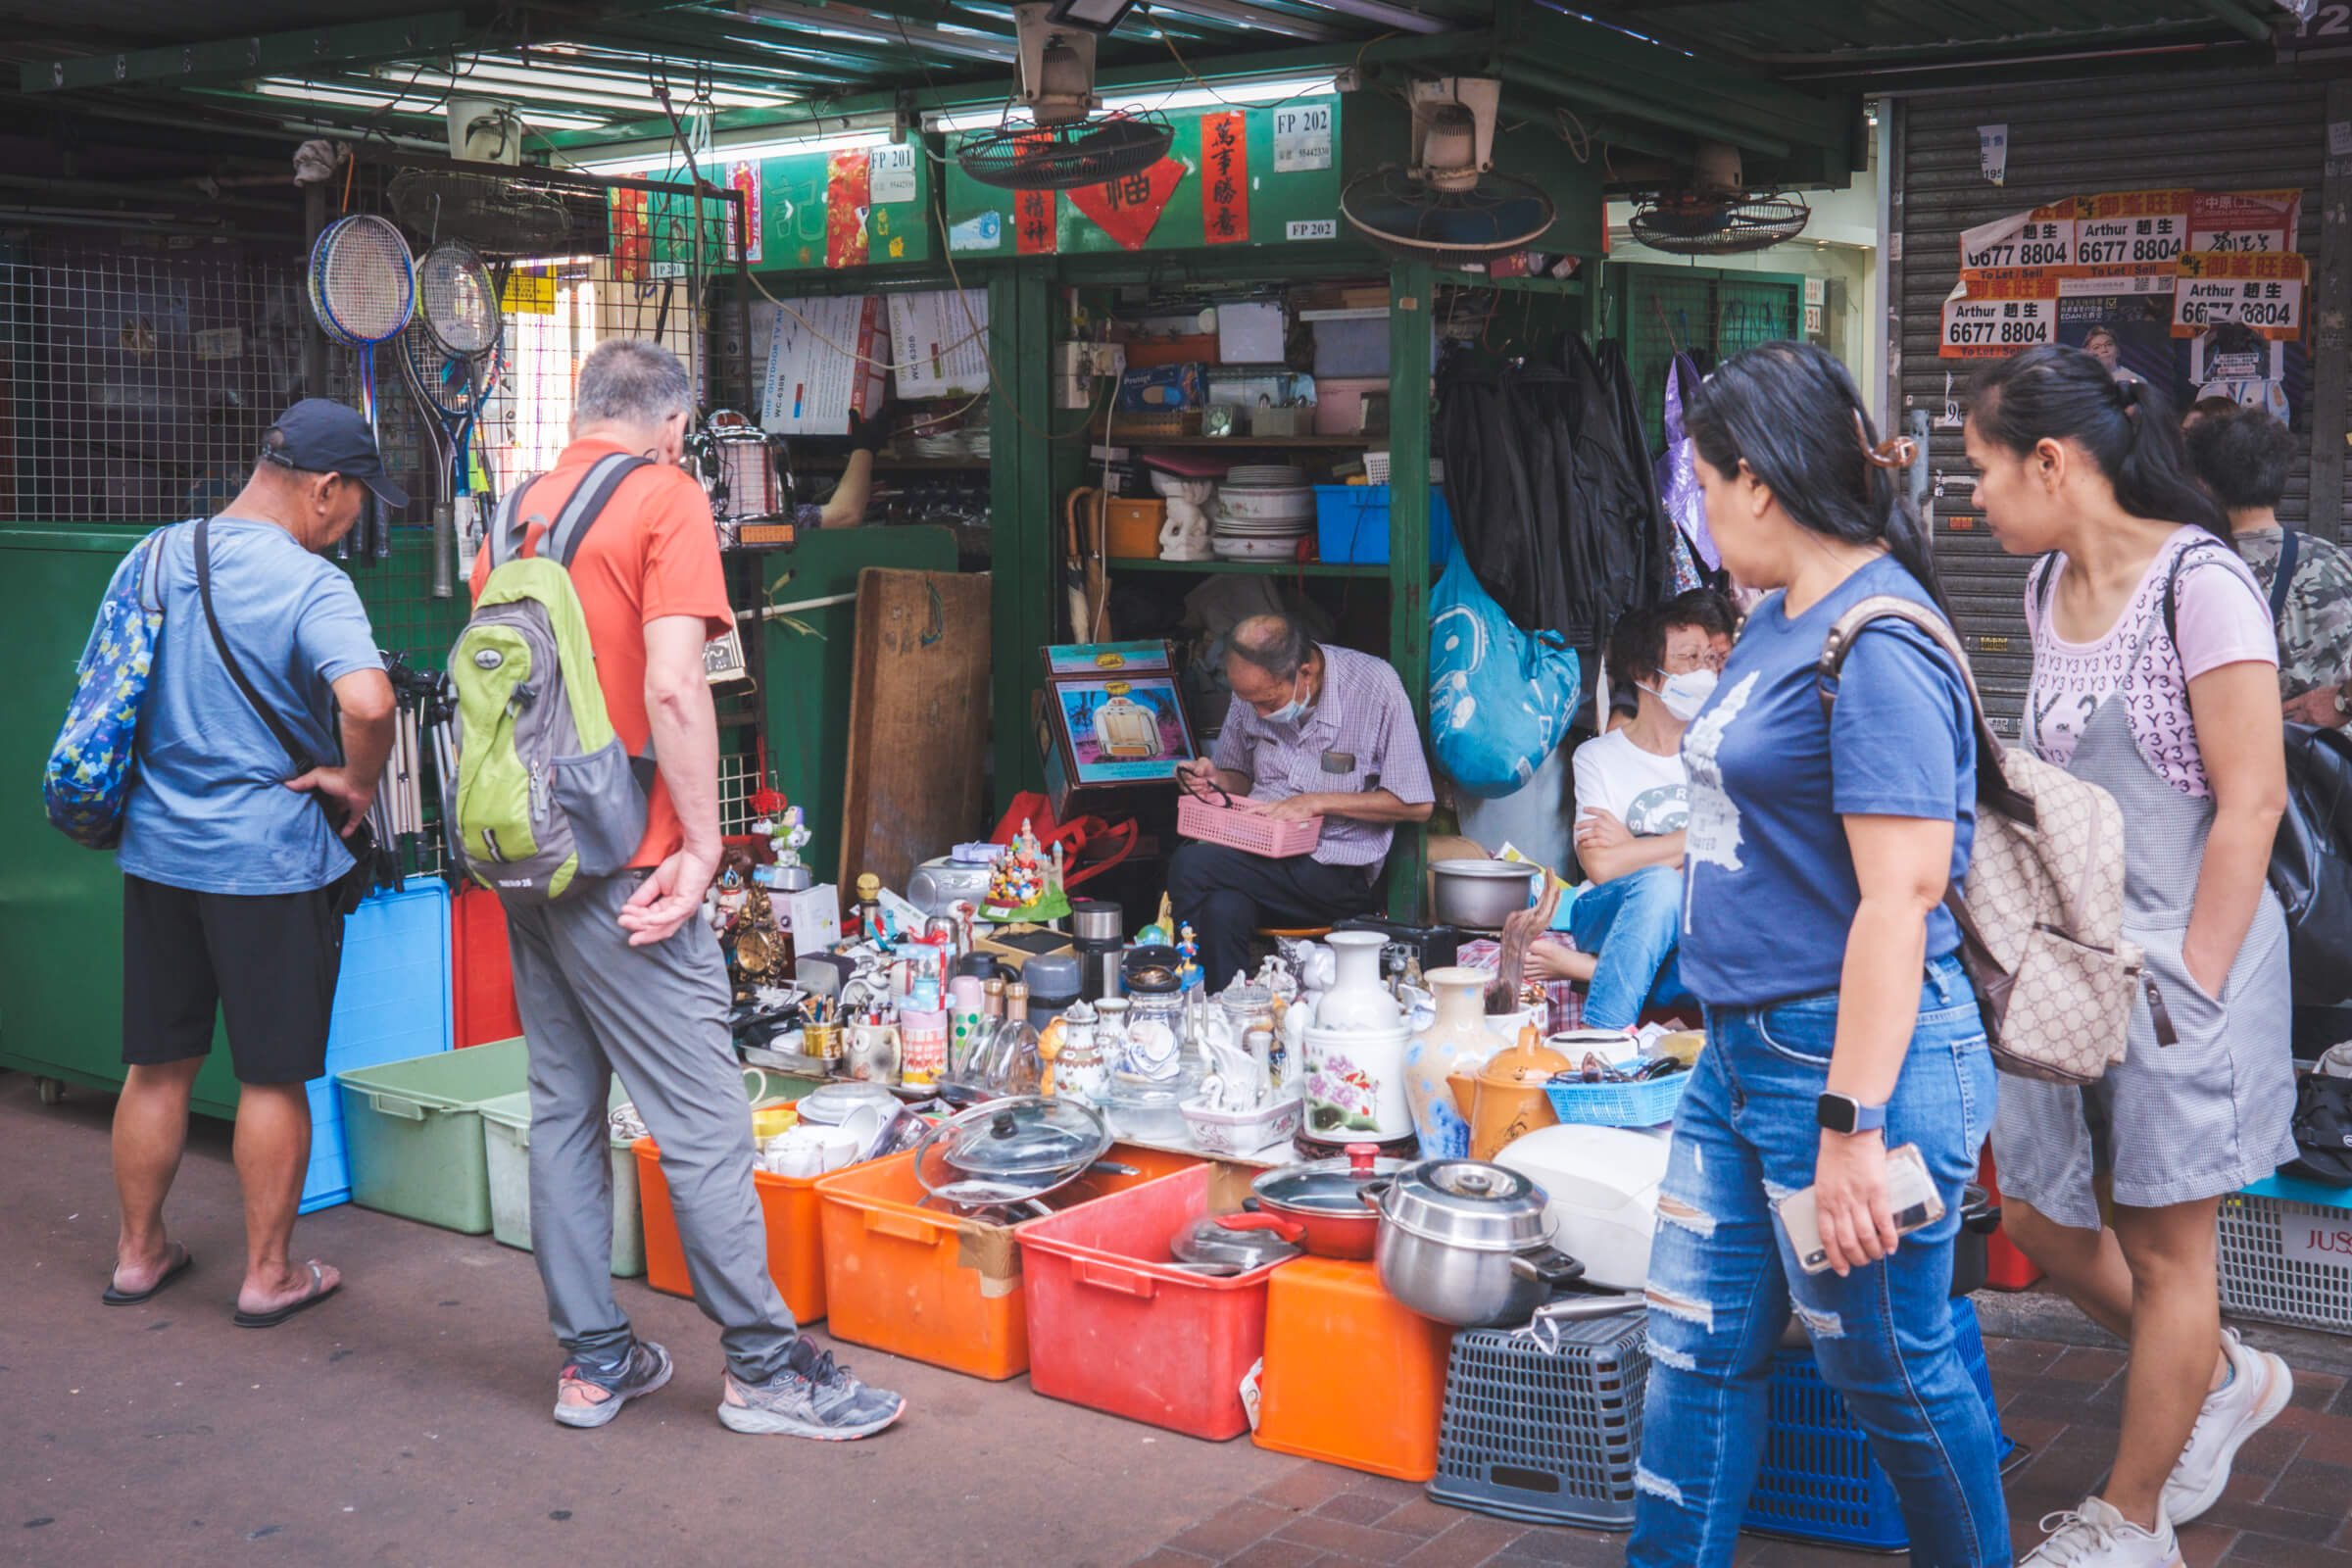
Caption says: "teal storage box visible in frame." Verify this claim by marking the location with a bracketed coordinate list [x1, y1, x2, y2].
[337, 1037, 530, 1233]
[303, 877, 456, 1213]
[1312, 484, 1454, 565]
[480, 1084, 646, 1277]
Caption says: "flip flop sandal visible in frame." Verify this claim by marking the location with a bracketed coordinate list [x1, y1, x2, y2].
[232, 1261, 341, 1329]
[101, 1243, 194, 1306]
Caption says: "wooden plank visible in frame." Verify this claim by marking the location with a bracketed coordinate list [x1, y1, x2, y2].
[836, 566, 995, 903]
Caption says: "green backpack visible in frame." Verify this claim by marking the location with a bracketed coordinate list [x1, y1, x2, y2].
[447, 451, 654, 906]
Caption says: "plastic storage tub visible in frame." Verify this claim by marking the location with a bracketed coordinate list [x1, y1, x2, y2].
[1429, 1307, 1648, 1527]
[450, 884, 523, 1050]
[336, 1037, 530, 1233]
[637, 1140, 834, 1323]
[1016, 1162, 1277, 1439]
[1743, 1297, 2016, 1551]
[1312, 375, 1386, 435]
[2219, 1171, 2352, 1332]
[814, 1144, 1200, 1381]
[1254, 1255, 1454, 1480]
[304, 877, 456, 1212]
[1312, 484, 1455, 566]
[481, 1082, 643, 1277]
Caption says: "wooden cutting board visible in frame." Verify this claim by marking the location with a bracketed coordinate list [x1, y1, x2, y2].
[836, 566, 993, 904]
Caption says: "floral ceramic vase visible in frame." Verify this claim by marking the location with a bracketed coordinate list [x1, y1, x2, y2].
[1405, 966, 1502, 1158]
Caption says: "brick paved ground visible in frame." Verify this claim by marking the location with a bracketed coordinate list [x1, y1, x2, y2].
[1133, 1326, 2352, 1568]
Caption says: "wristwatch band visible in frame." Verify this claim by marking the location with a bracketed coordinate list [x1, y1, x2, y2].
[1817, 1092, 1888, 1135]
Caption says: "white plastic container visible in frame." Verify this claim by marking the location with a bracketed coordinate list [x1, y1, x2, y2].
[1493, 1122, 1670, 1291]
[480, 1088, 646, 1278]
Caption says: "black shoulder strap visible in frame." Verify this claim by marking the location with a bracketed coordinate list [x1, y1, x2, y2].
[195, 515, 320, 777]
[2157, 534, 2240, 651]
[2028, 552, 2060, 619]
[2268, 529, 2300, 622]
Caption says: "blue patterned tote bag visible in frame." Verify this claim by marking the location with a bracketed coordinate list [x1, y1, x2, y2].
[44, 527, 170, 848]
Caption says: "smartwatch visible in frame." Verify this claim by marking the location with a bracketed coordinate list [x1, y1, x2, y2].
[1817, 1092, 1888, 1135]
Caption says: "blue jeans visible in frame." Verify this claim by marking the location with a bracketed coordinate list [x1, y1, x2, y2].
[1627, 956, 2009, 1568]
[1563, 864, 1690, 1030]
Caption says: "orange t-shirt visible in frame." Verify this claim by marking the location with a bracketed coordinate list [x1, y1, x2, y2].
[468, 437, 731, 869]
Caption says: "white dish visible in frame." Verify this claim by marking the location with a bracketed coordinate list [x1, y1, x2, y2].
[1212, 536, 1303, 561]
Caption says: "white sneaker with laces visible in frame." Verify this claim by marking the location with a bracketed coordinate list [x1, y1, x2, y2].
[2020, 1496, 2181, 1568]
[2162, 1327, 2293, 1526]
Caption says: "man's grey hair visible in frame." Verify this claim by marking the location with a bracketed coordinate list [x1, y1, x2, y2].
[1227, 613, 1315, 682]
[574, 339, 693, 427]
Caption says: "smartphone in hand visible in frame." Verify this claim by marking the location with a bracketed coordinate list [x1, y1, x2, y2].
[1777, 1143, 1946, 1276]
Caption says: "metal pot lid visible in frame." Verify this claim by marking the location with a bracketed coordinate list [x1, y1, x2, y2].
[1429, 858, 1542, 879]
[1171, 1215, 1302, 1270]
[1379, 1159, 1550, 1252]
[1251, 1146, 1409, 1214]
[915, 1095, 1111, 1194]
[793, 1081, 903, 1125]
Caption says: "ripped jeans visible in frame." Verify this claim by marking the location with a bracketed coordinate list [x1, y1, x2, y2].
[1627, 956, 2009, 1568]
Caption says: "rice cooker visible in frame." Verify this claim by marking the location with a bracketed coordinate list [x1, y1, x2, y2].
[1492, 1123, 1671, 1291]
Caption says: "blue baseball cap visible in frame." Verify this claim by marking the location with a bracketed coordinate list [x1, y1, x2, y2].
[262, 398, 409, 510]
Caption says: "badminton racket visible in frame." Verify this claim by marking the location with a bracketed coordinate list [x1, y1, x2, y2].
[415, 240, 504, 585]
[308, 215, 415, 562]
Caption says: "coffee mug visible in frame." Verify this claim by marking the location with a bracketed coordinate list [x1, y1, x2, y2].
[845, 1022, 901, 1084]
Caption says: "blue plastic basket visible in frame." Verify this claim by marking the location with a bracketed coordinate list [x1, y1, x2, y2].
[1543, 1070, 1687, 1129]
[1429, 1308, 1648, 1528]
[1741, 1296, 2017, 1552]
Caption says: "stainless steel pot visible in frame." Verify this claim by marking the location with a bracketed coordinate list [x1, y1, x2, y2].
[1429, 859, 1542, 932]
[1374, 1158, 1584, 1327]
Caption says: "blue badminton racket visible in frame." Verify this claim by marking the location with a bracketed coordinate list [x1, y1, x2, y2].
[308, 215, 416, 560]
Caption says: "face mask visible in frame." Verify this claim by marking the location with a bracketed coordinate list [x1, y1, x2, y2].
[1265, 675, 1313, 728]
[1644, 668, 1718, 722]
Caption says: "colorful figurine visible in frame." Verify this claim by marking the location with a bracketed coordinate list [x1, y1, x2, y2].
[979, 817, 1071, 923]
[1176, 922, 1200, 990]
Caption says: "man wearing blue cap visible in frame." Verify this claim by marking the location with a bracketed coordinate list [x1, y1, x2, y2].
[104, 399, 400, 1328]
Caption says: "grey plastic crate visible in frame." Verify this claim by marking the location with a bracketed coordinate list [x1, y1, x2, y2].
[2219, 1184, 2352, 1334]
[1428, 1308, 1648, 1529]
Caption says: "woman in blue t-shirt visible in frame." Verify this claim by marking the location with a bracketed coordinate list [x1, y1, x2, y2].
[1628, 343, 2008, 1568]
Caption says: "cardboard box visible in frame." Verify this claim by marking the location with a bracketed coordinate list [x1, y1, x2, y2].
[886, 289, 991, 400]
[760, 297, 887, 435]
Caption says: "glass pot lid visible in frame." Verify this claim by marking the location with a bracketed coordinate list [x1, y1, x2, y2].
[914, 1095, 1111, 1197]
[1378, 1159, 1550, 1251]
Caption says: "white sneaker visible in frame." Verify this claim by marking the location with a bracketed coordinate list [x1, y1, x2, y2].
[2021, 1496, 2182, 1567]
[2162, 1327, 2293, 1526]
[2318, 1041, 2352, 1077]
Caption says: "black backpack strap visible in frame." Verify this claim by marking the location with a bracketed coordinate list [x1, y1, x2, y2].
[195, 515, 320, 777]
[541, 452, 652, 566]
[1818, 593, 2032, 826]
[2268, 528, 2300, 622]
[2156, 533, 2248, 652]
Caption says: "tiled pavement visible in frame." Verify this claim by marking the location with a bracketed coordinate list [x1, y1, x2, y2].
[1133, 1330, 2352, 1568]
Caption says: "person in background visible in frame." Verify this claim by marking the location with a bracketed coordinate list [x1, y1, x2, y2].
[1627, 343, 2005, 1567]
[1598, 588, 1735, 735]
[1972, 347, 2292, 1567]
[472, 340, 904, 1440]
[1523, 593, 1732, 1027]
[107, 401, 399, 1327]
[2082, 324, 2146, 388]
[2186, 407, 2352, 729]
[802, 403, 884, 529]
[2181, 394, 2242, 431]
[1170, 613, 1435, 989]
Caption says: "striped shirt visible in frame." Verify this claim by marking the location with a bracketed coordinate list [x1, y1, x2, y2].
[1210, 644, 1434, 867]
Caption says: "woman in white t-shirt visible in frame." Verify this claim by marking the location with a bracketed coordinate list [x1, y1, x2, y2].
[1526, 593, 1732, 1028]
[1969, 346, 2293, 1568]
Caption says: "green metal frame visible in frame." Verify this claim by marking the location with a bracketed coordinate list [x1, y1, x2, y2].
[21, 13, 468, 94]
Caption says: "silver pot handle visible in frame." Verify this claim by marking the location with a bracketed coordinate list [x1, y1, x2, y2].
[1529, 1292, 1643, 1322]
[1508, 1248, 1586, 1285]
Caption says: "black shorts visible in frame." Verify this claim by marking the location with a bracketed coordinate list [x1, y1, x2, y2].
[122, 874, 346, 1086]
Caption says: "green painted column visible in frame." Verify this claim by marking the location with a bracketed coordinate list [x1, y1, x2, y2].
[988, 266, 1056, 816]
[1385, 260, 1435, 921]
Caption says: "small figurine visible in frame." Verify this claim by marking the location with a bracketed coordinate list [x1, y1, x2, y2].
[715, 845, 788, 1003]
[979, 817, 1071, 923]
[1175, 922, 1200, 991]
[772, 804, 811, 871]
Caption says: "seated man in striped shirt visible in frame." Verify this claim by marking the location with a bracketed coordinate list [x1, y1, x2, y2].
[1171, 613, 1435, 991]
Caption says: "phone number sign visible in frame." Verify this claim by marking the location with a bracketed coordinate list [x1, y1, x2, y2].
[1940, 269, 2058, 357]
[2172, 252, 2308, 339]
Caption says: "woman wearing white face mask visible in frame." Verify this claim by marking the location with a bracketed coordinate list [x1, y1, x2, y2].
[1525, 593, 1732, 1028]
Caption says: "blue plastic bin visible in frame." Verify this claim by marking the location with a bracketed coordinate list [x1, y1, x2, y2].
[1312, 484, 1455, 565]
[302, 877, 455, 1213]
[1741, 1296, 2016, 1551]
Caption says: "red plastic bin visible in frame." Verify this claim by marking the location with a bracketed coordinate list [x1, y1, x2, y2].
[451, 885, 523, 1049]
[1977, 1148, 2044, 1292]
[1016, 1161, 1278, 1440]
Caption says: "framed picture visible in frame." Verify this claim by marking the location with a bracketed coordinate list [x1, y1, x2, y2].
[1043, 670, 1195, 787]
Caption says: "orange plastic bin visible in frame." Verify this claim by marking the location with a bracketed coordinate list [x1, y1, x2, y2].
[635, 1137, 829, 1324]
[1977, 1148, 2044, 1292]
[815, 1144, 1200, 1381]
[1016, 1161, 1275, 1440]
[1253, 1255, 1454, 1481]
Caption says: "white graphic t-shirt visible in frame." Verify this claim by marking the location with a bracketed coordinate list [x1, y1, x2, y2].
[1571, 728, 1689, 839]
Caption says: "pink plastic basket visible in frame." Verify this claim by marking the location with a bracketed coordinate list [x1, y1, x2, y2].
[1178, 793, 1322, 858]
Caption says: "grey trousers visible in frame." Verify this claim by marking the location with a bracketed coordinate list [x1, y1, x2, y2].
[504, 871, 797, 1383]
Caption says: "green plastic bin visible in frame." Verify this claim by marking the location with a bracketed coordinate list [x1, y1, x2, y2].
[336, 1039, 531, 1233]
[480, 1084, 646, 1278]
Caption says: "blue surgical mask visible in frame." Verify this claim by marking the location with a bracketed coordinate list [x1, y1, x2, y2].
[1265, 675, 1313, 728]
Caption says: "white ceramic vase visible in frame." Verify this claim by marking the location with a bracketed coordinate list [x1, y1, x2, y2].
[1300, 1023, 1413, 1142]
[1315, 929, 1400, 1031]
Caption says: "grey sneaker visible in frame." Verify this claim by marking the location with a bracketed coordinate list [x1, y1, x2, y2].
[718, 1339, 906, 1440]
[553, 1339, 673, 1429]
[2161, 1328, 2292, 1526]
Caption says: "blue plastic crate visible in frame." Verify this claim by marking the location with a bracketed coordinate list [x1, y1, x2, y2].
[1544, 1071, 1687, 1129]
[1741, 1296, 2015, 1552]
[301, 878, 455, 1212]
[1312, 484, 1455, 565]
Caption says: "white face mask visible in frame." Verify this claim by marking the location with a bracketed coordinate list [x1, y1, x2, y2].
[1644, 668, 1718, 722]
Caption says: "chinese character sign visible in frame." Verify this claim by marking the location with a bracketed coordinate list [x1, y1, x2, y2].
[1201, 111, 1250, 244]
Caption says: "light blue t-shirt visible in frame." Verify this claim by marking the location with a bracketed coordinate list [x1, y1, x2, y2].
[1679, 554, 1976, 1005]
[117, 517, 382, 895]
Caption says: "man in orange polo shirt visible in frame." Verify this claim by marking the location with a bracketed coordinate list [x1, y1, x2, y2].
[471, 339, 903, 1440]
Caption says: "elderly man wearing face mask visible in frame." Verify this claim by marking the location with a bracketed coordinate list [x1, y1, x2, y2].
[1171, 613, 1435, 991]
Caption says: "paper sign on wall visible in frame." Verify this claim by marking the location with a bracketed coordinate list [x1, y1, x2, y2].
[2186, 188, 2300, 256]
[1959, 201, 2076, 270]
[760, 294, 888, 435]
[886, 289, 992, 400]
[1201, 111, 1250, 245]
[825, 149, 871, 269]
[1068, 156, 1187, 251]
[1979, 124, 2008, 186]
[869, 142, 917, 206]
[2072, 189, 2187, 268]
[2173, 251, 2308, 339]
[2281, 1208, 2352, 1270]
[1272, 101, 1333, 173]
[1939, 269, 2058, 357]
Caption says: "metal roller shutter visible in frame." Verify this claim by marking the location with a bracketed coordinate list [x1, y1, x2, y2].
[1890, 68, 2331, 736]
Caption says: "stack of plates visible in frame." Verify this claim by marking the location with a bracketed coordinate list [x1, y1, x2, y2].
[1213, 466, 1314, 561]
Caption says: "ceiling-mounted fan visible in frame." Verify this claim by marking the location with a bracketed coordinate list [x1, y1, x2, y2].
[954, 1, 1173, 192]
[1339, 77, 1556, 267]
[1628, 141, 1810, 256]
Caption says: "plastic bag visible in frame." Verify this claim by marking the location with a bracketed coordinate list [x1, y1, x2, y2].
[1428, 541, 1582, 798]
